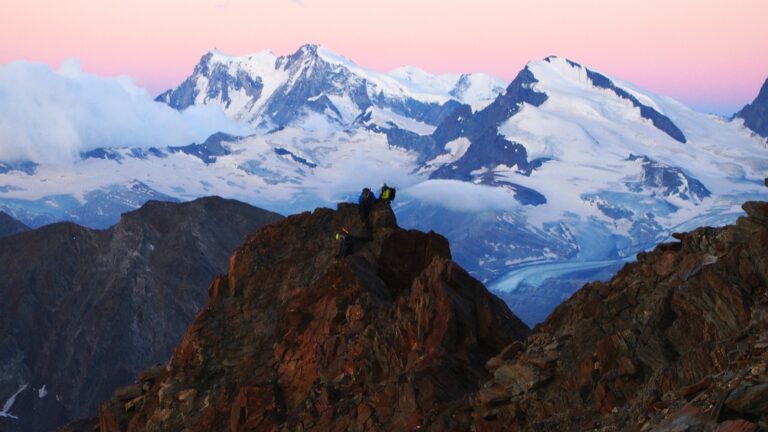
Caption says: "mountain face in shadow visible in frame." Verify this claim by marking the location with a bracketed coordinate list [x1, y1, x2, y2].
[0, 197, 282, 432]
[735, 78, 768, 139]
[0, 211, 29, 237]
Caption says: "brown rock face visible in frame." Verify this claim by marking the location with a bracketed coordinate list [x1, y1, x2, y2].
[0, 197, 282, 432]
[91, 194, 768, 431]
[472, 200, 768, 431]
[97, 202, 529, 431]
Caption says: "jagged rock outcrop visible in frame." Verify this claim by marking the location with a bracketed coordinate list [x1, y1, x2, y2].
[96, 202, 529, 431]
[0, 211, 29, 237]
[472, 198, 768, 431]
[78, 185, 768, 431]
[0, 197, 281, 432]
[735, 78, 768, 139]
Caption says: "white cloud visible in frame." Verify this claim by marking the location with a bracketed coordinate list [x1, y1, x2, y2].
[0, 60, 251, 163]
[318, 157, 423, 203]
[402, 179, 521, 212]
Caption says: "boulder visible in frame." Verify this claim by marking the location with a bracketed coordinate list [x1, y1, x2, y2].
[113, 384, 142, 401]
[743, 201, 768, 225]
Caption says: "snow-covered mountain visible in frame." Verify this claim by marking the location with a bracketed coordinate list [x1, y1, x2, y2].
[156, 44, 506, 136]
[2, 50, 766, 325]
[399, 56, 767, 322]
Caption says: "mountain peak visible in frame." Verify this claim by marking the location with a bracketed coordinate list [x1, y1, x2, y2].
[297, 42, 320, 52]
[527, 55, 599, 89]
[524, 55, 688, 143]
[735, 76, 768, 138]
[198, 48, 279, 68]
[757, 77, 768, 102]
[208, 47, 230, 58]
[197, 49, 230, 67]
[542, 55, 583, 68]
[285, 43, 321, 61]
[95, 201, 529, 430]
[0, 211, 29, 237]
[287, 43, 332, 62]
[157, 44, 507, 126]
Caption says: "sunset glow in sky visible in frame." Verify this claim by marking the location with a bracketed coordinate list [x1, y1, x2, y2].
[1, 0, 766, 114]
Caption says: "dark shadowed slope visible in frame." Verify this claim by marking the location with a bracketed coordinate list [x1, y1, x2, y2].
[0, 197, 282, 432]
[735, 78, 768, 139]
[0, 211, 29, 237]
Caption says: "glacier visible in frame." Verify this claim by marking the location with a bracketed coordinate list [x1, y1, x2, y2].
[1, 46, 766, 325]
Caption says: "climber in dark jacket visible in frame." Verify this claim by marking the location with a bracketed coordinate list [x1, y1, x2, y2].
[358, 187, 376, 226]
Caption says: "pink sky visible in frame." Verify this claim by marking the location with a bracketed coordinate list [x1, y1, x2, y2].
[1, 0, 766, 114]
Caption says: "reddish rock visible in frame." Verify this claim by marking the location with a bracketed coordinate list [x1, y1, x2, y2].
[112, 385, 142, 402]
[470, 193, 768, 430]
[682, 378, 712, 401]
[656, 250, 679, 276]
[84, 191, 768, 431]
[742, 201, 768, 224]
[229, 384, 285, 432]
[137, 365, 165, 384]
[718, 419, 760, 432]
[96, 202, 529, 431]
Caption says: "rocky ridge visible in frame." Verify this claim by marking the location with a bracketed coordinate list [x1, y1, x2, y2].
[735, 79, 768, 139]
[472, 186, 768, 431]
[95, 202, 529, 431]
[80, 184, 768, 431]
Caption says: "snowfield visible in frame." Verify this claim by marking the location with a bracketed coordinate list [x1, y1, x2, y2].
[1, 49, 766, 324]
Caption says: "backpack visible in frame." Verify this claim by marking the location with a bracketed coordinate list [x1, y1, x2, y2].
[381, 186, 396, 201]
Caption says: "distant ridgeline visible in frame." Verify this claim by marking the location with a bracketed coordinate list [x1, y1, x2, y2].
[0, 47, 766, 329]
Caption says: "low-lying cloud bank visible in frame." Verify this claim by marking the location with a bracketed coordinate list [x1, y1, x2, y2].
[0, 60, 249, 163]
[403, 179, 521, 212]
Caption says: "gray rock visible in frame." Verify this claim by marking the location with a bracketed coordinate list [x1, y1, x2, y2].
[0, 197, 282, 431]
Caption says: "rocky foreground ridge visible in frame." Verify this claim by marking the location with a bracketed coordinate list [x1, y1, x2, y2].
[83, 188, 767, 431]
[93, 202, 528, 431]
[472, 194, 768, 431]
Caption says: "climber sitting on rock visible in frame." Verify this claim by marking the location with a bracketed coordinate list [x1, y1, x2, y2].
[358, 187, 376, 227]
[379, 183, 396, 204]
[335, 227, 353, 258]
[334, 224, 374, 259]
